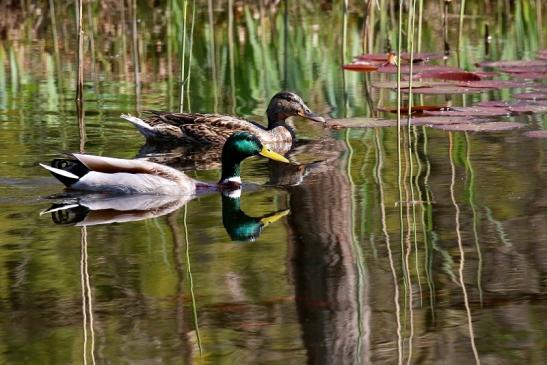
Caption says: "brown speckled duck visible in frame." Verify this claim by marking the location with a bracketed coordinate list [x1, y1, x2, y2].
[121, 91, 325, 153]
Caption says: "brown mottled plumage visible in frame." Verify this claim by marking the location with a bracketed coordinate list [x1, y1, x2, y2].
[121, 91, 325, 154]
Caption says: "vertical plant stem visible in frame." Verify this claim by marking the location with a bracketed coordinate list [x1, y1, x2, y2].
[179, 0, 188, 112]
[417, 0, 423, 53]
[131, 0, 141, 110]
[228, 0, 236, 113]
[208, 0, 218, 112]
[185, 0, 196, 111]
[75, 0, 84, 102]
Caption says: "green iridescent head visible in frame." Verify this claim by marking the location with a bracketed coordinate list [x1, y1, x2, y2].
[219, 132, 289, 186]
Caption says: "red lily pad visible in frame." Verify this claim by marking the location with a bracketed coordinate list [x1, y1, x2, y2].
[378, 64, 460, 75]
[356, 53, 391, 62]
[416, 70, 482, 81]
[422, 106, 511, 117]
[507, 104, 547, 114]
[402, 86, 490, 94]
[506, 72, 546, 79]
[538, 50, 547, 61]
[523, 130, 547, 138]
[476, 100, 511, 107]
[513, 92, 547, 100]
[477, 60, 547, 68]
[378, 105, 448, 115]
[342, 62, 379, 72]
[326, 118, 397, 129]
[406, 116, 483, 126]
[499, 65, 547, 74]
[431, 122, 525, 132]
[372, 80, 442, 89]
[455, 80, 525, 89]
[400, 52, 446, 62]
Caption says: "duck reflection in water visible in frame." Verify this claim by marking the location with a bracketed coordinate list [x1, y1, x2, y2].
[43, 190, 288, 243]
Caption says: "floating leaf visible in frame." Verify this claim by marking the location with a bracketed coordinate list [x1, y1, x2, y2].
[326, 118, 397, 129]
[500, 65, 547, 74]
[476, 100, 511, 107]
[402, 86, 490, 94]
[407, 116, 482, 126]
[423, 106, 511, 117]
[506, 72, 546, 79]
[455, 80, 524, 89]
[508, 104, 547, 114]
[477, 59, 547, 68]
[400, 52, 446, 62]
[342, 62, 379, 72]
[513, 92, 547, 100]
[431, 122, 525, 132]
[356, 53, 391, 62]
[378, 105, 448, 115]
[372, 80, 440, 89]
[416, 70, 482, 81]
[378, 64, 460, 75]
[523, 130, 547, 138]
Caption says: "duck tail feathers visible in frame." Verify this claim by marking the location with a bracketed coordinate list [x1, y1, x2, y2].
[120, 113, 156, 138]
[40, 158, 90, 187]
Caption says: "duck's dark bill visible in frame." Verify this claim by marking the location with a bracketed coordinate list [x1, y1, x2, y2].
[259, 147, 290, 163]
[300, 110, 326, 123]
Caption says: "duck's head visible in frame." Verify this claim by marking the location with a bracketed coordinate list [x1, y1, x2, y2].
[266, 91, 325, 128]
[219, 132, 289, 188]
[221, 191, 290, 242]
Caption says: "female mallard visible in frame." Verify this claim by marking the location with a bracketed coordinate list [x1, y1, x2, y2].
[121, 91, 325, 151]
[40, 132, 289, 194]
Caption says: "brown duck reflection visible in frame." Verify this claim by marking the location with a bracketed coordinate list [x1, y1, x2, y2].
[271, 138, 365, 364]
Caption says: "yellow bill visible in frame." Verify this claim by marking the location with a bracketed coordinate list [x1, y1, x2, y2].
[260, 209, 290, 226]
[259, 146, 289, 163]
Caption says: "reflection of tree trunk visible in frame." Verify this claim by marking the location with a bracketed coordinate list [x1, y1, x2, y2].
[166, 213, 193, 363]
[283, 140, 361, 364]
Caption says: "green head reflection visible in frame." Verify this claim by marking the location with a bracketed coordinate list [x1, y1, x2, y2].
[221, 190, 289, 242]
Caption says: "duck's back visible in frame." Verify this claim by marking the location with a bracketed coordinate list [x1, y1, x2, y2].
[141, 112, 292, 146]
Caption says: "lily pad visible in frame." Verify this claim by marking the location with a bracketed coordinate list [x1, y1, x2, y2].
[342, 62, 379, 72]
[506, 72, 546, 80]
[415, 70, 482, 81]
[406, 116, 482, 126]
[477, 60, 547, 68]
[431, 122, 525, 132]
[356, 53, 391, 62]
[326, 118, 397, 129]
[513, 92, 547, 100]
[422, 106, 511, 117]
[402, 86, 490, 94]
[523, 130, 547, 138]
[455, 80, 525, 89]
[378, 105, 448, 115]
[476, 100, 511, 107]
[507, 104, 547, 114]
[400, 52, 446, 62]
[372, 80, 442, 89]
[499, 65, 547, 74]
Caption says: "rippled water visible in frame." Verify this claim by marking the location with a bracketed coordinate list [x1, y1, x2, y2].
[0, 2, 546, 364]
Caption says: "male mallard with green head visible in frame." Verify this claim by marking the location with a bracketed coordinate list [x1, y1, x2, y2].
[121, 91, 325, 153]
[40, 132, 288, 195]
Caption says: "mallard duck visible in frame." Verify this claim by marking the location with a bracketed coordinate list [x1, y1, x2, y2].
[40, 132, 289, 194]
[121, 91, 325, 152]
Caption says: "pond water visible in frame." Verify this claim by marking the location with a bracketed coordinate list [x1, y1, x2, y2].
[0, 2, 546, 364]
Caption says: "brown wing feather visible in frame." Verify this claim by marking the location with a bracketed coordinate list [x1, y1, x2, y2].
[72, 153, 191, 184]
[145, 112, 267, 144]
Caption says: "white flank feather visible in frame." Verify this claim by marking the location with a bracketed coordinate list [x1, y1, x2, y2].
[39, 163, 79, 180]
